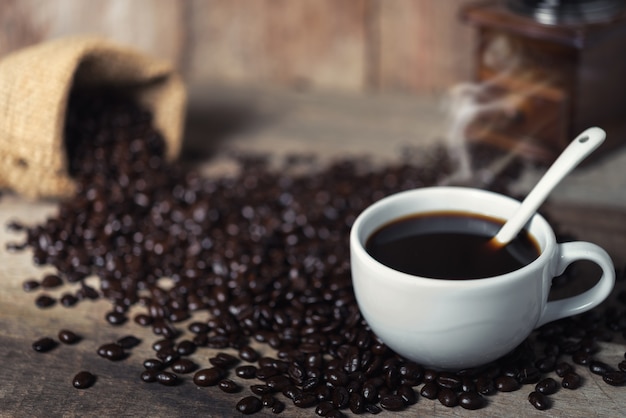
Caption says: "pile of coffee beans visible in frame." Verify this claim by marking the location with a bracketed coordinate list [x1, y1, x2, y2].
[8, 91, 626, 415]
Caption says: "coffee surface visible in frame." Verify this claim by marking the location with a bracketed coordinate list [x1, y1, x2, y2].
[365, 211, 540, 279]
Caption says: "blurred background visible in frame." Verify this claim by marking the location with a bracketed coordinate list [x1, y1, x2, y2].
[0, 0, 473, 94]
[2, 0, 626, 207]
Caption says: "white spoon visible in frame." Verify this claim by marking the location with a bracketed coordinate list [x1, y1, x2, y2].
[489, 127, 606, 248]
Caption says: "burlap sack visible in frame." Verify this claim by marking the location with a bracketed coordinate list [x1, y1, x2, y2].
[0, 36, 186, 199]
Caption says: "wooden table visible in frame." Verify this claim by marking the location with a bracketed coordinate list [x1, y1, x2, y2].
[1, 87, 625, 417]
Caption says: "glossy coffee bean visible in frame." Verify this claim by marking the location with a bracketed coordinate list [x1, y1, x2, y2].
[58, 330, 81, 344]
[528, 391, 550, 410]
[561, 372, 582, 389]
[32, 337, 57, 352]
[236, 396, 262, 414]
[72, 371, 96, 389]
[458, 391, 485, 410]
[193, 368, 224, 387]
[535, 377, 558, 395]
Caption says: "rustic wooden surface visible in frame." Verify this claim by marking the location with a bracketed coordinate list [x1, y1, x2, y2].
[1, 86, 626, 416]
[0, 0, 476, 94]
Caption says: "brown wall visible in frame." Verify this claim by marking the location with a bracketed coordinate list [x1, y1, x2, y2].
[0, 0, 477, 94]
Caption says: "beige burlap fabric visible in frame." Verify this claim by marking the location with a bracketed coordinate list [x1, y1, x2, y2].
[0, 36, 186, 199]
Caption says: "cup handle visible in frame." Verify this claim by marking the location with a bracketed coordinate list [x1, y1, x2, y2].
[536, 242, 615, 328]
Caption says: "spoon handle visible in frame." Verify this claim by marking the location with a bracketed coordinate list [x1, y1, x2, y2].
[493, 127, 606, 246]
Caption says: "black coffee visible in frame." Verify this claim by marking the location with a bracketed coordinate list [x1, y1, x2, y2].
[365, 211, 540, 279]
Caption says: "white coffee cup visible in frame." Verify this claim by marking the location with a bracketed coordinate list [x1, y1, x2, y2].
[350, 187, 615, 370]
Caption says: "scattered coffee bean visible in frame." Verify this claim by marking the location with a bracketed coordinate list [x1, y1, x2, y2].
[171, 358, 198, 374]
[22, 280, 40, 292]
[528, 391, 550, 410]
[140, 370, 158, 383]
[603, 371, 626, 386]
[420, 381, 439, 399]
[236, 396, 263, 415]
[41, 274, 63, 289]
[58, 330, 81, 345]
[438, 387, 459, 407]
[156, 371, 178, 386]
[143, 359, 165, 371]
[239, 346, 259, 363]
[35, 295, 56, 308]
[495, 375, 520, 392]
[458, 391, 485, 410]
[555, 362, 574, 377]
[218, 379, 241, 393]
[96, 343, 126, 361]
[535, 377, 558, 395]
[117, 335, 141, 349]
[562, 372, 582, 389]
[235, 365, 257, 379]
[72, 371, 96, 389]
[380, 394, 406, 411]
[193, 367, 224, 387]
[589, 360, 612, 376]
[32, 337, 57, 352]
[105, 311, 127, 326]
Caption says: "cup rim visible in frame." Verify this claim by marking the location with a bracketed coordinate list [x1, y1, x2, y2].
[350, 186, 556, 286]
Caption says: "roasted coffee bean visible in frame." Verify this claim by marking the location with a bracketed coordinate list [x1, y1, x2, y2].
[562, 372, 582, 389]
[134, 313, 153, 326]
[316, 400, 335, 416]
[397, 384, 417, 405]
[250, 384, 273, 395]
[535, 356, 556, 373]
[348, 393, 365, 413]
[572, 351, 591, 365]
[72, 371, 96, 389]
[589, 360, 612, 376]
[140, 370, 158, 383]
[437, 373, 462, 390]
[176, 340, 196, 356]
[32, 337, 57, 352]
[398, 362, 423, 385]
[294, 392, 318, 408]
[143, 359, 165, 371]
[117, 335, 141, 349]
[420, 382, 439, 399]
[218, 379, 241, 393]
[437, 388, 458, 407]
[210, 352, 239, 369]
[266, 375, 292, 391]
[458, 391, 485, 410]
[41, 274, 63, 289]
[495, 375, 520, 392]
[59, 293, 78, 307]
[535, 377, 558, 395]
[327, 370, 349, 387]
[35, 295, 56, 308]
[380, 394, 406, 411]
[603, 371, 626, 386]
[261, 393, 276, 407]
[528, 391, 550, 410]
[105, 311, 127, 326]
[97, 343, 126, 361]
[256, 366, 280, 380]
[236, 365, 258, 379]
[476, 375, 496, 395]
[58, 330, 80, 344]
[156, 371, 178, 386]
[22, 280, 40, 292]
[152, 339, 174, 352]
[518, 367, 541, 384]
[331, 386, 349, 409]
[239, 345, 259, 362]
[193, 367, 224, 387]
[271, 399, 285, 414]
[171, 359, 198, 374]
[555, 362, 574, 377]
[364, 403, 382, 414]
[236, 396, 263, 415]
[620, 360, 626, 372]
